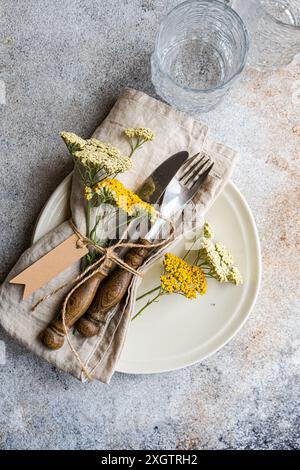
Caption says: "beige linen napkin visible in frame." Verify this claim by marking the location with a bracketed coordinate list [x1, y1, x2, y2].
[0, 89, 238, 383]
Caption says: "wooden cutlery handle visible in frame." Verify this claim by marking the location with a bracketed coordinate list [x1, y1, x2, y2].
[76, 240, 153, 338]
[41, 259, 113, 350]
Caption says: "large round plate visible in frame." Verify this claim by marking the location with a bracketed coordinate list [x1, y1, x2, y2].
[33, 175, 261, 374]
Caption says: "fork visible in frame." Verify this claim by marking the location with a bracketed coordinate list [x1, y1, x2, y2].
[76, 154, 214, 337]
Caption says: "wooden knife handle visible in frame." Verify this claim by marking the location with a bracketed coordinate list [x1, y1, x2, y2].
[76, 240, 153, 337]
[41, 259, 113, 350]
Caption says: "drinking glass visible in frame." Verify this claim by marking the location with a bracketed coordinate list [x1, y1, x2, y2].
[231, 0, 300, 70]
[151, 0, 249, 113]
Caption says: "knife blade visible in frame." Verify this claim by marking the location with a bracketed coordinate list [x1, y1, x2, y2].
[137, 151, 189, 204]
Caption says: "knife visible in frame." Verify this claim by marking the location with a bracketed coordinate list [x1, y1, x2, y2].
[41, 151, 189, 350]
[76, 154, 213, 339]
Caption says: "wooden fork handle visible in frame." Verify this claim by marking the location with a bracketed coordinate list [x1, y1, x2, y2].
[41, 258, 113, 350]
[76, 239, 153, 338]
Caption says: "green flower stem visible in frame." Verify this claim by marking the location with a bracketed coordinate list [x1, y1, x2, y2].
[132, 290, 163, 321]
[86, 200, 92, 238]
[75, 162, 86, 184]
[128, 139, 146, 158]
[128, 145, 138, 158]
[136, 285, 161, 301]
[183, 239, 198, 261]
[90, 214, 103, 242]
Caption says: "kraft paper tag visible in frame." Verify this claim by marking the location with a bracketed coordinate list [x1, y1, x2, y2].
[10, 234, 88, 299]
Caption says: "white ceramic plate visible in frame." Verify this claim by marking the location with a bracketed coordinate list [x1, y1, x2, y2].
[33, 175, 261, 374]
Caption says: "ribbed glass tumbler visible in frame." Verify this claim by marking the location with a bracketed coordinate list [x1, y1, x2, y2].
[231, 0, 300, 71]
[151, 0, 249, 113]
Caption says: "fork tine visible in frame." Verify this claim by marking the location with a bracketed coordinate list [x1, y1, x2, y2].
[189, 162, 214, 193]
[186, 158, 211, 186]
[181, 157, 211, 186]
[179, 155, 207, 184]
[178, 152, 201, 176]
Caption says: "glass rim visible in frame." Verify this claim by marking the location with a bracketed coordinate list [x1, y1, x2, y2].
[154, 0, 250, 94]
[259, 0, 300, 31]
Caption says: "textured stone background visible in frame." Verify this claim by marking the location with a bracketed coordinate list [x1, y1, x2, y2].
[0, 0, 299, 450]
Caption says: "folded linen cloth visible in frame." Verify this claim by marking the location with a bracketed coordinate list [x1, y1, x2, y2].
[0, 88, 238, 383]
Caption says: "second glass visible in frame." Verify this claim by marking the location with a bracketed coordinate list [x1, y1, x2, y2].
[231, 0, 300, 71]
[151, 0, 249, 113]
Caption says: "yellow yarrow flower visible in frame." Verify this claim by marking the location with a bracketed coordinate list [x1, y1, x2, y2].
[124, 127, 155, 142]
[200, 226, 243, 285]
[215, 242, 234, 265]
[203, 222, 214, 239]
[61, 131, 132, 175]
[84, 186, 93, 201]
[160, 253, 207, 299]
[123, 128, 136, 139]
[93, 179, 156, 221]
[133, 222, 243, 321]
[61, 128, 155, 263]
[228, 266, 243, 285]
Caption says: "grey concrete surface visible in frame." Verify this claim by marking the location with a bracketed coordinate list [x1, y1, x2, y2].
[0, 0, 299, 450]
